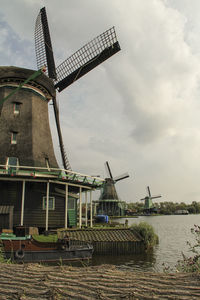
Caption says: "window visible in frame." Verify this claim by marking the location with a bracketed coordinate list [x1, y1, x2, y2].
[43, 197, 55, 210]
[68, 198, 75, 210]
[6, 157, 19, 172]
[13, 102, 21, 115]
[6, 157, 19, 166]
[11, 132, 17, 144]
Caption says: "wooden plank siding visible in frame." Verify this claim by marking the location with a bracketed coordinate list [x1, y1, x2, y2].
[0, 181, 77, 229]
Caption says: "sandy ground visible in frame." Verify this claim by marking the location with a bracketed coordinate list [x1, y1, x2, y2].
[0, 263, 199, 299]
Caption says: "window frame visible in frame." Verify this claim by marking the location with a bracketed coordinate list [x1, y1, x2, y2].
[42, 196, 55, 210]
[11, 132, 17, 144]
[13, 102, 21, 115]
[6, 157, 19, 169]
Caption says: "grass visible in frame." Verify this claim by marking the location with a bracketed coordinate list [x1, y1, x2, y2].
[32, 234, 58, 243]
[130, 222, 159, 249]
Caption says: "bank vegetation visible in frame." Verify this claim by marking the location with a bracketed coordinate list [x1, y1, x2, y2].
[127, 201, 200, 215]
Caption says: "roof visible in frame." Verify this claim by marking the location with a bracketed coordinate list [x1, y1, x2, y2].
[60, 228, 142, 242]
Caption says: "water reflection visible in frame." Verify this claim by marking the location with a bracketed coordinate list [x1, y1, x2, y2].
[92, 249, 157, 272]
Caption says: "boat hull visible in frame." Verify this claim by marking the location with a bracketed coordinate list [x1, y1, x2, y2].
[1, 238, 93, 263]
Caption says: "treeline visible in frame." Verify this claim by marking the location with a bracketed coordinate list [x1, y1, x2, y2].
[126, 201, 200, 215]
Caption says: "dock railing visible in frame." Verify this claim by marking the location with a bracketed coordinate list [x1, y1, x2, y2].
[0, 164, 104, 187]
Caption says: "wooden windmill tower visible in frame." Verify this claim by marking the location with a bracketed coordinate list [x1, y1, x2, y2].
[140, 186, 161, 214]
[0, 7, 120, 231]
[97, 161, 129, 216]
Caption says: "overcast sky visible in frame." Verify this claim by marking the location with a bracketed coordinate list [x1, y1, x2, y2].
[1, 0, 200, 204]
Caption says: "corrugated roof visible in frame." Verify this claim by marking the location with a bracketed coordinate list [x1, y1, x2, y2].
[65, 228, 142, 242]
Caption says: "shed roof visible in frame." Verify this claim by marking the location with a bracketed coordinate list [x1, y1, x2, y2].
[61, 228, 142, 242]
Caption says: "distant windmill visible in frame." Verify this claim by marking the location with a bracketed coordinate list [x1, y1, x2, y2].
[35, 7, 121, 170]
[97, 161, 129, 216]
[141, 186, 161, 214]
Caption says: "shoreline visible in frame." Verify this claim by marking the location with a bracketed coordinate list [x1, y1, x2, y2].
[0, 262, 199, 299]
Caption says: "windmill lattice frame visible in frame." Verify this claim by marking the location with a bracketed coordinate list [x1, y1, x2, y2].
[35, 7, 121, 171]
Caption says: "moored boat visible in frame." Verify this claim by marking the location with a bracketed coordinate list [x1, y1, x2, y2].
[0, 233, 93, 263]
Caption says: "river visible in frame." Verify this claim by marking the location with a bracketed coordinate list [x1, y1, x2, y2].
[91, 214, 200, 272]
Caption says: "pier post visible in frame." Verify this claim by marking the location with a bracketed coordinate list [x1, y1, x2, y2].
[85, 191, 88, 227]
[90, 190, 93, 228]
[79, 187, 82, 228]
[20, 180, 26, 226]
[45, 181, 49, 231]
[65, 184, 68, 228]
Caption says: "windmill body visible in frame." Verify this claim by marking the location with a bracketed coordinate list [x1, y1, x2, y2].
[0, 66, 58, 168]
[97, 162, 129, 216]
[0, 7, 120, 231]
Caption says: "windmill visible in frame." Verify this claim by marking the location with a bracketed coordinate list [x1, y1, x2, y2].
[97, 161, 129, 216]
[0, 7, 120, 230]
[140, 186, 161, 214]
[35, 7, 121, 170]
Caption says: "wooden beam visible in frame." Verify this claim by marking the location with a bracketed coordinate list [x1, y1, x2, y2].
[45, 181, 49, 231]
[90, 190, 93, 228]
[79, 187, 82, 228]
[20, 180, 26, 226]
[85, 191, 88, 227]
[65, 184, 68, 229]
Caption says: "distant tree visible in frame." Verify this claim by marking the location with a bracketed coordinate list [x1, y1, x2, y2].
[126, 201, 200, 215]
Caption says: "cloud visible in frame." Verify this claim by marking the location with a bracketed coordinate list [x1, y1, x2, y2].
[1, 0, 200, 203]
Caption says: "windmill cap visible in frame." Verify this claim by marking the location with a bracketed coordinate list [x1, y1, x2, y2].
[0, 66, 56, 100]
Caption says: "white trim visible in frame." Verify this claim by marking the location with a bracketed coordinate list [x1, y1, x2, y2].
[79, 187, 82, 228]
[45, 181, 50, 231]
[20, 180, 26, 226]
[65, 184, 68, 229]
[85, 191, 88, 227]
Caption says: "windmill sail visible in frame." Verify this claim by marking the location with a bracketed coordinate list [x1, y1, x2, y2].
[105, 161, 113, 179]
[35, 7, 57, 79]
[147, 186, 151, 197]
[54, 27, 120, 92]
[114, 172, 129, 182]
[52, 97, 71, 170]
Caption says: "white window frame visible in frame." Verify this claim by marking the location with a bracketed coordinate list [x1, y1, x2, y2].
[6, 157, 19, 171]
[43, 196, 55, 210]
[11, 132, 17, 144]
[13, 102, 20, 115]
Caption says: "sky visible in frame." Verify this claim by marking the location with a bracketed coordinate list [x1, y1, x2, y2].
[1, 0, 200, 204]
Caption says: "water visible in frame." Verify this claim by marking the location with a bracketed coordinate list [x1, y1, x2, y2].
[91, 214, 200, 272]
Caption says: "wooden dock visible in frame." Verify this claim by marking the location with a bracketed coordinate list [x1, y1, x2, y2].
[58, 227, 144, 254]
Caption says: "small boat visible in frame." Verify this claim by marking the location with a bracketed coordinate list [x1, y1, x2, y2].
[0, 233, 93, 263]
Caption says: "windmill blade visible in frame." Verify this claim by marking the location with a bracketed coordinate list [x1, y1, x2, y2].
[114, 172, 129, 182]
[52, 96, 71, 170]
[54, 27, 120, 92]
[105, 161, 113, 179]
[35, 7, 57, 79]
[151, 195, 162, 200]
[147, 186, 151, 197]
